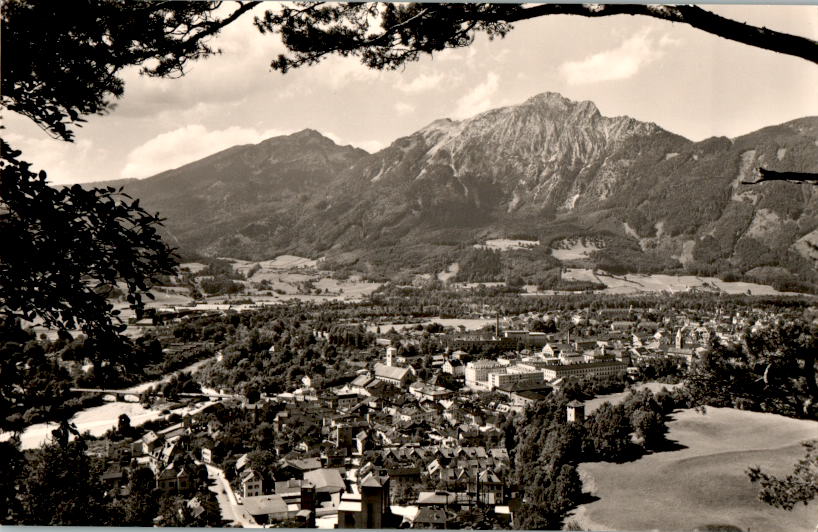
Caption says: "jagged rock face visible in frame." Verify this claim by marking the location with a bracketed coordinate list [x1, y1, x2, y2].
[344, 93, 687, 218]
[101, 92, 818, 282]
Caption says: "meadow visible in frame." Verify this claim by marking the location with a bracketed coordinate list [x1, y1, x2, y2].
[573, 407, 818, 532]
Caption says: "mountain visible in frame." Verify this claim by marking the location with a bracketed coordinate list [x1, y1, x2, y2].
[101, 92, 818, 289]
[106, 129, 368, 256]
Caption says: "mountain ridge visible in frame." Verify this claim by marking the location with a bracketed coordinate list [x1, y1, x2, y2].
[82, 92, 818, 289]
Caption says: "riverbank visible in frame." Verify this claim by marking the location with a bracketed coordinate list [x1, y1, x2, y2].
[3, 353, 219, 450]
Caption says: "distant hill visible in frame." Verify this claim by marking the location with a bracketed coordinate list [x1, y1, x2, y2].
[86, 92, 818, 290]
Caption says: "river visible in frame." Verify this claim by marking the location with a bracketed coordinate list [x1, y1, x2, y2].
[6, 354, 219, 450]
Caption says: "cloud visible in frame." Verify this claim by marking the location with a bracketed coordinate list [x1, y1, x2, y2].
[324, 131, 386, 154]
[453, 72, 500, 119]
[396, 72, 444, 93]
[121, 125, 286, 178]
[559, 29, 675, 85]
[115, 3, 284, 118]
[309, 56, 382, 90]
[394, 102, 415, 115]
[5, 132, 103, 185]
[355, 140, 387, 153]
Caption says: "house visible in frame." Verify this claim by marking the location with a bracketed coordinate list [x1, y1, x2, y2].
[186, 497, 205, 519]
[243, 494, 290, 525]
[140, 430, 163, 456]
[409, 382, 454, 401]
[101, 466, 126, 492]
[280, 457, 323, 479]
[303, 467, 346, 510]
[350, 374, 376, 395]
[157, 466, 178, 492]
[337, 473, 398, 529]
[242, 469, 265, 498]
[475, 469, 504, 505]
[412, 507, 449, 529]
[417, 490, 456, 508]
[441, 358, 465, 377]
[156, 464, 191, 493]
[386, 466, 421, 502]
[329, 391, 360, 410]
[486, 365, 544, 391]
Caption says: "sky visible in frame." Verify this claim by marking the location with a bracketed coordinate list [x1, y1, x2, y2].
[4, 3, 818, 185]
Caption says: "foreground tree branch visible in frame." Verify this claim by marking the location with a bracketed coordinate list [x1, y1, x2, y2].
[1, 0, 260, 141]
[741, 167, 818, 185]
[502, 4, 818, 64]
[255, 2, 818, 73]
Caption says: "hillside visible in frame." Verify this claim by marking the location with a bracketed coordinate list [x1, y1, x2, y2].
[92, 92, 818, 289]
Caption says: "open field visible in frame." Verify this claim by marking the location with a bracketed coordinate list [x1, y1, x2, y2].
[365, 318, 495, 334]
[573, 407, 818, 532]
[561, 268, 803, 296]
[550, 238, 602, 261]
[474, 238, 540, 251]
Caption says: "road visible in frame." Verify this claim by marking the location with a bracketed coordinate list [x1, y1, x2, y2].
[205, 463, 260, 528]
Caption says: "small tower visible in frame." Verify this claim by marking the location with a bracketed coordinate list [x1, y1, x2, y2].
[567, 400, 585, 423]
[385, 346, 396, 367]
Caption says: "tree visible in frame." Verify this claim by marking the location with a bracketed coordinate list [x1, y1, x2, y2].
[1, 142, 178, 341]
[584, 402, 633, 462]
[18, 440, 110, 525]
[743, 320, 818, 418]
[117, 413, 132, 437]
[2, 0, 259, 142]
[747, 439, 818, 510]
[685, 322, 818, 419]
[631, 407, 667, 449]
[256, 3, 817, 73]
[1, 0, 260, 364]
[114, 467, 159, 527]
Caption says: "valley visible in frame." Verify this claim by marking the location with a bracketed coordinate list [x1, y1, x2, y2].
[82, 93, 818, 294]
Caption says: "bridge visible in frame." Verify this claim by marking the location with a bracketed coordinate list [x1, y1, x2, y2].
[69, 388, 237, 400]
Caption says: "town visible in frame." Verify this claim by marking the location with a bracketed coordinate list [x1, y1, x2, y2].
[7, 285, 811, 529]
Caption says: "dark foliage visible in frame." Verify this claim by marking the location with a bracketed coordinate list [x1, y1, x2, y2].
[1, 141, 177, 342]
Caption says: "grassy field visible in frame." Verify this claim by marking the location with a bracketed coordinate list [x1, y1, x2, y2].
[550, 238, 601, 261]
[573, 407, 818, 532]
[474, 238, 540, 251]
[561, 268, 801, 296]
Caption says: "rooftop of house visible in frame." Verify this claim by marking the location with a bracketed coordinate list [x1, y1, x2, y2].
[243, 495, 288, 516]
[303, 468, 346, 493]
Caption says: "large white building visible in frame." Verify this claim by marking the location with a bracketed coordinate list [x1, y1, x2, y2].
[487, 365, 545, 390]
[541, 360, 627, 381]
[465, 360, 502, 389]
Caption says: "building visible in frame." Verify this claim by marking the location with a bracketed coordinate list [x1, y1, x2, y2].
[465, 360, 503, 389]
[337, 473, 398, 529]
[541, 359, 627, 381]
[243, 495, 290, 524]
[373, 362, 411, 387]
[567, 401, 585, 423]
[242, 469, 264, 498]
[409, 382, 454, 401]
[441, 358, 465, 377]
[385, 346, 397, 366]
[486, 365, 544, 391]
